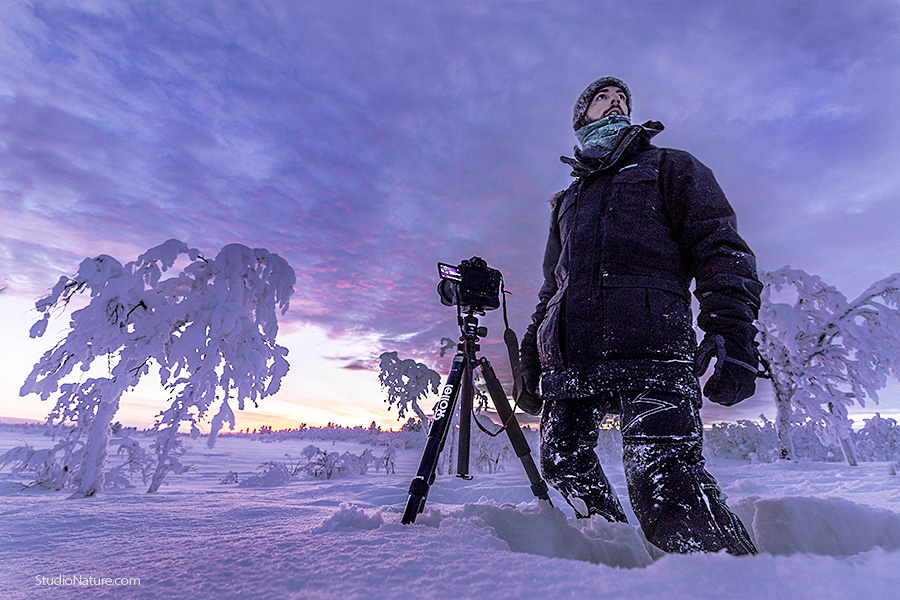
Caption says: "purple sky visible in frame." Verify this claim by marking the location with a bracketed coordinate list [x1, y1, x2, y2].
[2, 0, 900, 428]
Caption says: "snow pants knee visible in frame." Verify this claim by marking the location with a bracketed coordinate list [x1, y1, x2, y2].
[540, 390, 757, 555]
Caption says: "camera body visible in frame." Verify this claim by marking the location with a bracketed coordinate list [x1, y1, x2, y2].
[437, 256, 502, 312]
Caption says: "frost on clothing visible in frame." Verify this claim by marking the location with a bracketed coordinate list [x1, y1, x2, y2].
[523, 122, 761, 400]
[540, 397, 628, 523]
[524, 120, 761, 555]
[541, 390, 756, 555]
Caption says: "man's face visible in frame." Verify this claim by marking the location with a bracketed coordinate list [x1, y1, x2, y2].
[585, 86, 629, 123]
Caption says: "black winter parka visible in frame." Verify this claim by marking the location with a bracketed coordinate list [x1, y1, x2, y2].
[523, 122, 762, 402]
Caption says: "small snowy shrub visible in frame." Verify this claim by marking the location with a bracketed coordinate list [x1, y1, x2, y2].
[703, 418, 848, 463]
[0, 440, 80, 490]
[471, 415, 512, 474]
[219, 471, 240, 484]
[379, 445, 398, 474]
[855, 414, 900, 462]
[105, 434, 154, 489]
[705, 419, 779, 462]
[257, 445, 381, 480]
[239, 461, 292, 487]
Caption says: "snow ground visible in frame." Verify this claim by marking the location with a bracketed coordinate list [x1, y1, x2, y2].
[1, 429, 900, 599]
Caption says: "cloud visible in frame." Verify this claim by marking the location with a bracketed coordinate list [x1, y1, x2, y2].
[336, 359, 378, 372]
[2, 0, 899, 378]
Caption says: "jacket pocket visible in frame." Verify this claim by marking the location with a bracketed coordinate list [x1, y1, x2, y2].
[557, 187, 578, 244]
[610, 166, 660, 212]
[537, 285, 566, 371]
[597, 286, 694, 361]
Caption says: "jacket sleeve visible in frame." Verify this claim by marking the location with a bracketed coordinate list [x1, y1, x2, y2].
[521, 195, 564, 377]
[660, 150, 762, 347]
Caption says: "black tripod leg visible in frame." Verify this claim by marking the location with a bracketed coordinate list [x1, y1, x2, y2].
[402, 352, 465, 524]
[456, 350, 473, 479]
[478, 358, 551, 502]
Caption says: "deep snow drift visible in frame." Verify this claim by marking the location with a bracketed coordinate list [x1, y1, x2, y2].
[1, 427, 900, 599]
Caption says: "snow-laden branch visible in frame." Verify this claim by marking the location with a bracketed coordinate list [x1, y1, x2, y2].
[378, 351, 440, 433]
[378, 350, 453, 466]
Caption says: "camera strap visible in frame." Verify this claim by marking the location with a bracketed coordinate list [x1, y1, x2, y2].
[469, 276, 527, 439]
[452, 274, 528, 438]
[501, 277, 522, 402]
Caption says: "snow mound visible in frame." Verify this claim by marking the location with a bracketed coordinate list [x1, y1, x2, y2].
[735, 496, 900, 556]
[313, 503, 385, 532]
[393, 495, 900, 566]
[413, 500, 657, 568]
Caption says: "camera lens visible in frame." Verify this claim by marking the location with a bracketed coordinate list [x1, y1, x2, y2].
[437, 279, 458, 307]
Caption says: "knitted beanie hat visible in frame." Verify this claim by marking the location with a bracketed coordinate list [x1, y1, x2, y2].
[572, 76, 632, 130]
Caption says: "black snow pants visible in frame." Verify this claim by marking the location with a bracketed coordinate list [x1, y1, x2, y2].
[540, 389, 757, 555]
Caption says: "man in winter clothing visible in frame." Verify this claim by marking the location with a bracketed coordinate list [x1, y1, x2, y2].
[519, 76, 760, 555]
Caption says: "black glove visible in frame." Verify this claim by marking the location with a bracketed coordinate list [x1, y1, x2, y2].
[517, 333, 543, 416]
[516, 384, 543, 416]
[695, 333, 758, 406]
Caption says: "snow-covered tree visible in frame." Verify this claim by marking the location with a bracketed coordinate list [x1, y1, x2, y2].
[704, 417, 779, 463]
[378, 351, 469, 473]
[378, 352, 440, 438]
[856, 413, 900, 462]
[757, 267, 900, 463]
[19, 240, 295, 496]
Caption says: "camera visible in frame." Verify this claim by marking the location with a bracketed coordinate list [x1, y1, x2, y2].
[437, 256, 502, 312]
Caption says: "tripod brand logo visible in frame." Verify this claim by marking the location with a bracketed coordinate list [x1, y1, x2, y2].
[434, 384, 454, 420]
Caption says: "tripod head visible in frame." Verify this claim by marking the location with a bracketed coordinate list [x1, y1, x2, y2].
[458, 311, 488, 345]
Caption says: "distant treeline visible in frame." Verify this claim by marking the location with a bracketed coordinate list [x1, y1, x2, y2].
[219, 418, 429, 448]
[5, 414, 899, 465]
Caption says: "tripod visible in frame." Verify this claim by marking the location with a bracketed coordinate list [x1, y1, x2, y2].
[401, 309, 551, 524]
